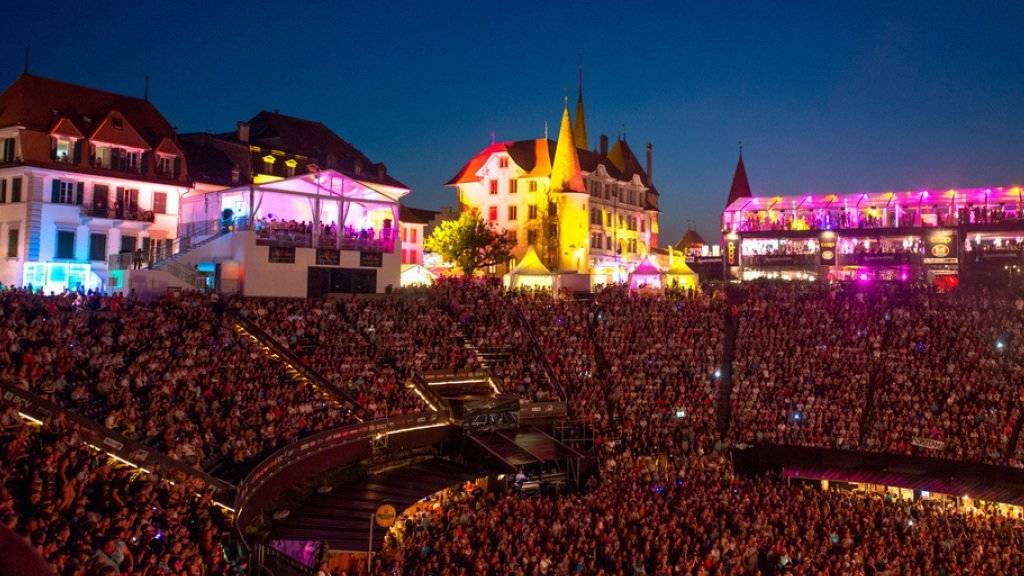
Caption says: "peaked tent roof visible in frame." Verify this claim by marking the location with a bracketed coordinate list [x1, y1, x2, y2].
[727, 152, 752, 206]
[666, 251, 696, 275]
[510, 246, 553, 276]
[631, 256, 662, 276]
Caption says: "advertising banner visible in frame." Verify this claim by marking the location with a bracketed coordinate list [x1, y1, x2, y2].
[819, 233, 837, 266]
[924, 229, 958, 264]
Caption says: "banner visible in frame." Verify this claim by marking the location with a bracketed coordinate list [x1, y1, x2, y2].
[724, 237, 740, 267]
[923, 229, 958, 264]
[819, 233, 837, 266]
[911, 437, 945, 451]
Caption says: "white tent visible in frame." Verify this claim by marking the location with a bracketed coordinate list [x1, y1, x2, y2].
[505, 246, 554, 290]
[628, 256, 662, 291]
[400, 264, 437, 287]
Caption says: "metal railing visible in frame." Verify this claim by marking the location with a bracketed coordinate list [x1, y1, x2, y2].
[82, 204, 156, 222]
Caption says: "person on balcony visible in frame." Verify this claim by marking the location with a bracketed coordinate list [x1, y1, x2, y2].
[132, 248, 143, 270]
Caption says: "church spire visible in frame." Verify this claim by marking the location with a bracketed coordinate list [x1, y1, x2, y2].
[573, 64, 588, 151]
[552, 98, 586, 193]
[727, 143, 752, 206]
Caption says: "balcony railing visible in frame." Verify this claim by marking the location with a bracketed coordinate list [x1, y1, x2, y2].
[82, 204, 155, 222]
[728, 212, 1024, 234]
[254, 229, 397, 253]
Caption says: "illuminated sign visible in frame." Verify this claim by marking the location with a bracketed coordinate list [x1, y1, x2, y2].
[924, 230, 958, 264]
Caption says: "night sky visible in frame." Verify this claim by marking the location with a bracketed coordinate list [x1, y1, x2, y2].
[3, 1, 1023, 243]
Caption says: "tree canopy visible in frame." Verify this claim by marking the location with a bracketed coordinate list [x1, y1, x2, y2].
[425, 210, 515, 276]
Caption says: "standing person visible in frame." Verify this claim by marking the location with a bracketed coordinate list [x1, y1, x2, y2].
[132, 248, 143, 270]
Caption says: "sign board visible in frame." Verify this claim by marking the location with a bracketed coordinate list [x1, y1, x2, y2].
[923, 229, 958, 265]
[360, 251, 383, 268]
[819, 233, 837, 266]
[375, 503, 397, 528]
[724, 238, 740, 267]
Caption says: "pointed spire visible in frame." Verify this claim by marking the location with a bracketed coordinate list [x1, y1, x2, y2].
[573, 64, 588, 150]
[727, 145, 752, 206]
[551, 100, 586, 193]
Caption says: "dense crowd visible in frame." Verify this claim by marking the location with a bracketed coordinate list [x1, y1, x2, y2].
[1, 404, 243, 575]
[385, 450, 1024, 576]
[435, 278, 561, 402]
[0, 290, 347, 473]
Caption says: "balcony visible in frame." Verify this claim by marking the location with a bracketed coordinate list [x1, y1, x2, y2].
[82, 204, 155, 223]
[255, 227, 397, 253]
[743, 254, 819, 267]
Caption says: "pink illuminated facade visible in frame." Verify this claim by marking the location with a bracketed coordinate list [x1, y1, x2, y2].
[721, 155, 1024, 283]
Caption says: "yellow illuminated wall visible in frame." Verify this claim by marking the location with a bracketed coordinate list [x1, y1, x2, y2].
[558, 192, 590, 272]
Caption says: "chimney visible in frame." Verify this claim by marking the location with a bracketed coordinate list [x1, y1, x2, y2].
[599, 134, 608, 156]
[236, 122, 250, 143]
[377, 163, 386, 179]
[646, 142, 653, 183]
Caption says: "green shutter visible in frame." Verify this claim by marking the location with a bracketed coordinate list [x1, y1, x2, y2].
[0, 180, 6, 203]
[51, 179, 60, 203]
[76, 182, 84, 205]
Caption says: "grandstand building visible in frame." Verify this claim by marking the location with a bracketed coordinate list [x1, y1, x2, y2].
[0, 74, 190, 293]
[447, 73, 661, 288]
[721, 152, 1024, 285]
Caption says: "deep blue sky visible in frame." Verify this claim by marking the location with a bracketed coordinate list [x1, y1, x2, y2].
[3, 1, 1023, 243]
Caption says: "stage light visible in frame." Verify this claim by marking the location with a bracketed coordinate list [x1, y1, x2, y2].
[714, 369, 721, 379]
[996, 340, 1005, 350]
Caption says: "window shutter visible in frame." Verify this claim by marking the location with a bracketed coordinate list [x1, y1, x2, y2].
[73, 140, 82, 164]
[174, 157, 182, 178]
[76, 182, 84, 205]
[51, 179, 60, 203]
[11, 177, 21, 202]
[0, 180, 6, 203]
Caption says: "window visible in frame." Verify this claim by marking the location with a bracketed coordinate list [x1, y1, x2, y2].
[527, 229, 538, 244]
[51, 180, 81, 204]
[93, 185, 110, 209]
[489, 180, 498, 195]
[262, 154, 275, 174]
[528, 204, 538, 219]
[111, 117, 123, 129]
[509, 179, 517, 194]
[410, 228, 417, 242]
[158, 156, 174, 176]
[55, 138, 72, 162]
[506, 230, 516, 242]
[548, 201, 557, 217]
[120, 235, 137, 253]
[488, 206, 498, 221]
[285, 159, 297, 177]
[529, 180, 538, 193]
[89, 233, 107, 261]
[11, 177, 21, 202]
[508, 205, 518, 221]
[7, 228, 18, 258]
[1, 138, 14, 162]
[591, 232, 602, 249]
[0, 179, 5, 203]
[56, 230, 75, 259]
[605, 236, 612, 250]
[641, 218, 646, 233]
[593, 181, 602, 197]
[152, 192, 167, 214]
[498, 156, 509, 168]
[590, 208, 600, 225]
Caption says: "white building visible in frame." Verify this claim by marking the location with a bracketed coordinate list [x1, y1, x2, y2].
[0, 74, 189, 293]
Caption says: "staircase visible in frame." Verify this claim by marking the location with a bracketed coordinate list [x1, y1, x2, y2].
[233, 316, 374, 421]
[511, 303, 567, 401]
[146, 220, 227, 288]
[439, 301, 504, 394]
[716, 308, 739, 437]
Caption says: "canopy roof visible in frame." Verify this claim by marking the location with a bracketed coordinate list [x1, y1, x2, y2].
[666, 255, 696, 276]
[222, 169, 408, 205]
[725, 186, 1024, 213]
[510, 246, 552, 276]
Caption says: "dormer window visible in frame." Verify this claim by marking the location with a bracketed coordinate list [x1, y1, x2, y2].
[53, 138, 75, 162]
[111, 117, 123, 129]
[262, 154, 276, 174]
[285, 158, 297, 177]
[231, 166, 241, 184]
[94, 146, 142, 172]
[498, 156, 509, 168]
[157, 155, 175, 177]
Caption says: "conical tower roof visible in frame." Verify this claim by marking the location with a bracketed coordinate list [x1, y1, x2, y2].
[551, 99, 586, 193]
[573, 66, 588, 150]
[727, 150, 752, 205]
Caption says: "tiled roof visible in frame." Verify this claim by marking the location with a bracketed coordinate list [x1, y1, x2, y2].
[399, 205, 438, 224]
[0, 74, 177, 148]
[727, 153, 752, 206]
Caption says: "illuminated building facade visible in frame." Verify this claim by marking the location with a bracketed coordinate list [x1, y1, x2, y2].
[721, 152, 1024, 284]
[447, 76, 660, 284]
[0, 74, 189, 293]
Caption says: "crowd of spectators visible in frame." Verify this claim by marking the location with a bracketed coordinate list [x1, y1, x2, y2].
[386, 451, 1024, 576]
[239, 297, 424, 417]
[0, 289, 348, 473]
[1, 404, 243, 575]
[434, 278, 560, 402]
[590, 286, 726, 457]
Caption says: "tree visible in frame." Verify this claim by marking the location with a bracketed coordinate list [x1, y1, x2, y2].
[425, 210, 515, 276]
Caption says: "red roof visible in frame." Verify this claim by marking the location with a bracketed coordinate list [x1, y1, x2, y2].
[0, 74, 177, 148]
[727, 153, 752, 206]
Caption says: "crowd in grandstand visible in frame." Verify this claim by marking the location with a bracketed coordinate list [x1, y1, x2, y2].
[4, 278, 1024, 574]
[1, 404, 242, 575]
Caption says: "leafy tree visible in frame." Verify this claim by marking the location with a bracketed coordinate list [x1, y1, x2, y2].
[425, 210, 514, 276]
